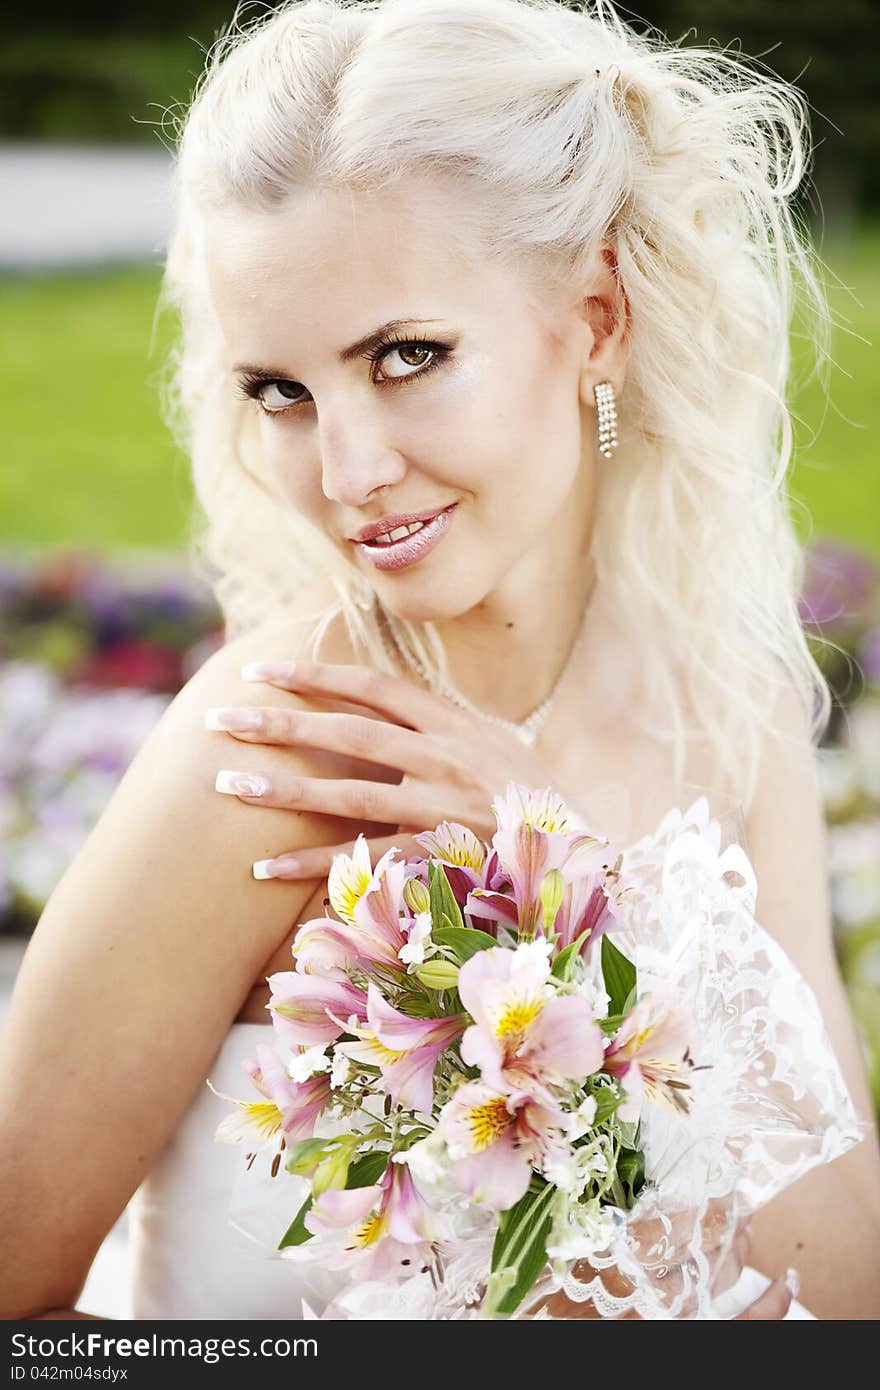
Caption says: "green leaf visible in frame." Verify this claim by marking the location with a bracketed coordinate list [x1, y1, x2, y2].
[483, 1181, 556, 1318]
[617, 1146, 646, 1208]
[346, 1151, 389, 1188]
[278, 1193, 314, 1249]
[550, 928, 591, 982]
[284, 1136, 340, 1177]
[598, 1011, 626, 1036]
[428, 861, 465, 934]
[601, 935, 637, 1016]
[433, 925, 498, 962]
[591, 1086, 622, 1124]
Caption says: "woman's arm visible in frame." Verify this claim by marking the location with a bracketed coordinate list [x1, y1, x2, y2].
[0, 621, 374, 1319]
[744, 679, 880, 1319]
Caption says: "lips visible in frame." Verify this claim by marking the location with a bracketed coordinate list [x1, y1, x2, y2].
[351, 505, 453, 544]
[352, 503, 458, 572]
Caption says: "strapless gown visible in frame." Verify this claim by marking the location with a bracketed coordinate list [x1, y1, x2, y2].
[127, 1022, 814, 1320]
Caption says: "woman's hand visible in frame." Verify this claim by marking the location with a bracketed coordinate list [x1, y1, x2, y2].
[205, 658, 561, 877]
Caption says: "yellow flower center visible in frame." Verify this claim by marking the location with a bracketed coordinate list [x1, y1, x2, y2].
[351, 1210, 388, 1249]
[495, 998, 543, 1042]
[242, 1102, 283, 1140]
[468, 1097, 512, 1151]
[360, 1033, 407, 1066]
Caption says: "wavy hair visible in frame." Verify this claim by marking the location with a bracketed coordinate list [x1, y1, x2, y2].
[160, 0, 832, 812]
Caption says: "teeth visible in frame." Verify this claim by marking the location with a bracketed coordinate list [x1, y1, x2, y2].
[372, 520, 427, 545]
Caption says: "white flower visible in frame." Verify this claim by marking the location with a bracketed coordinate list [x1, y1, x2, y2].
[398, 910, 434, 966]
[287, 1045, 332, 1083]
[399, 1128, 450, 1187]
[511, 936, 554, 982]
[546, 1195, 620, 1264]
[575, 970, 610, 1020]
[542, 1150, 579, 1193]
[329, 1052, 354, 1089]
[564, 1095, 598, 1142]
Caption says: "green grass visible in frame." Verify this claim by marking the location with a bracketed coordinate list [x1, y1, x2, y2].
[1, 224, 877, 559]
[0, 266, 193, 555]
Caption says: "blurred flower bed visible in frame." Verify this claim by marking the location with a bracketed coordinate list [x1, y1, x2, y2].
[1, 541, 878, 1106]
[0, 549, 223, 931]
[800, 539, 880, 1108]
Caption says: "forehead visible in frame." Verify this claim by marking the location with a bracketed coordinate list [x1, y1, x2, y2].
[203, 180, 501, 333]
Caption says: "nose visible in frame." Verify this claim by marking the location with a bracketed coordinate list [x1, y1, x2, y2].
[317, 405, 408, 507]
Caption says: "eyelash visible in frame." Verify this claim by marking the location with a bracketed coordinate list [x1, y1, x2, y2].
[234, 332, 451, 416]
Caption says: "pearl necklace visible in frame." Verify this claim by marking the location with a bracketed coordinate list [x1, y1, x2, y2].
[374, 590, 591, 749]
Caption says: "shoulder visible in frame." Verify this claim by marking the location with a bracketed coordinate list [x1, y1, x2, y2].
[164, 582, 351, 727]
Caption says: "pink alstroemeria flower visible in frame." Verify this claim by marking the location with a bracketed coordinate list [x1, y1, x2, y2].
[211, 1043, 331, 1150]
[337, 983, 466, 1114]
[486, 782, 601, 938]
[603, 990, 697, 1121]
[553, 873, 621, 955]
[301, 835, 411, 974]
[303, 1156, 450, 1279]
[441, 1079, 568, 1210]
[458, 941, 604, 1097]
[267, 972, 368, 1048]
[290, 916, 364, 980]
[412, 820, 500, 913]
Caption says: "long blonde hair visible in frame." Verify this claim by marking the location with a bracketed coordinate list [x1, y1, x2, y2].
[161, 0, 832, 811]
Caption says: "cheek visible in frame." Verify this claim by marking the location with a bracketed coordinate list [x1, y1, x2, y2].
[261, 425, 323, 513]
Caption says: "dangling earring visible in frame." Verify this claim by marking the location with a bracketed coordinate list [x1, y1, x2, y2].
[594, 381, 618, 459]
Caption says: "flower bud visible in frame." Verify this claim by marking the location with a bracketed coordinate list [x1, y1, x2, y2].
[414, 959, 460, 991]
[403, 877, 431, 915]
[540, 868, 566, 930]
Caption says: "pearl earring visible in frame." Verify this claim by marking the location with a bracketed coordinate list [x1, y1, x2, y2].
[594, 381, 618, 459]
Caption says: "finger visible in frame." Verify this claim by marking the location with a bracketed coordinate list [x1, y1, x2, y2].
[207, 706, 451, 778]
[240, 659, 464, 736]
[214, 766, 440, 826]
[733, 1278, 793, 1320]
[253, 833, 428, 881]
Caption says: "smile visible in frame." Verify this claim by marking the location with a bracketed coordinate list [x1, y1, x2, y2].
[353, 504, 458, 571]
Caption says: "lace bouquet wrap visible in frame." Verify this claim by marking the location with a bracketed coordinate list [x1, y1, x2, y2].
[212, 786, 864, 1320]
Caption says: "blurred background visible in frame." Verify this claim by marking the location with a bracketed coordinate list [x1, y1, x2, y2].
[1, 0, 878, 1316]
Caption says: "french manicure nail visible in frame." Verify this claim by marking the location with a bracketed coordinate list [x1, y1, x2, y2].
[784, 1267, 800, 1300]
[253, 855, 301, 879]
[241, 661, 296, 682]
[216, 770, 271, 797]
[205, 707, 264, 731]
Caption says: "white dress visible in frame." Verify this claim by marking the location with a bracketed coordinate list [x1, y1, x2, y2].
[127, 1022, 814, 1320]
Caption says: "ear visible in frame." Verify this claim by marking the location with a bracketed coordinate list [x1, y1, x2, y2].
[576, 243, 630, 407]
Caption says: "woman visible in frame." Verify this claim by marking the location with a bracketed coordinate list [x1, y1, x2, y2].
[2, 0, 878, 1321]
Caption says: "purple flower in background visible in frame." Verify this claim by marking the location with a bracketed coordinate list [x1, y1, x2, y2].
[799, 539, 879, 633]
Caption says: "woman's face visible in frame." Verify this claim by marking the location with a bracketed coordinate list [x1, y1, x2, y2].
[204, 180, 619, 625]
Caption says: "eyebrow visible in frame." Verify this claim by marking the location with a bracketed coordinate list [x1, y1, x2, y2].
[232, 318, 441, 381]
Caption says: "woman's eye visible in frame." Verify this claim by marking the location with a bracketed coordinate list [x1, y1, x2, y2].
[375, 343, 436, 380]
[260, 380, 311, 410]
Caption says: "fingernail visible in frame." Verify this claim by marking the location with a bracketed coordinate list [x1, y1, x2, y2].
[253, 855, 301, 879]
[784, 1267, 800, 1299]
[241, 661, 296, 682]
[205, 707, 264, 731]
[216, 770, 271, 797]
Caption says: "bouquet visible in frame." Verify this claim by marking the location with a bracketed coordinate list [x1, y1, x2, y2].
[211, 784, 864, 1319]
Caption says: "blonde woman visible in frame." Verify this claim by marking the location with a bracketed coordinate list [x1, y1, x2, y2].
[2, 0, 878, 1321]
